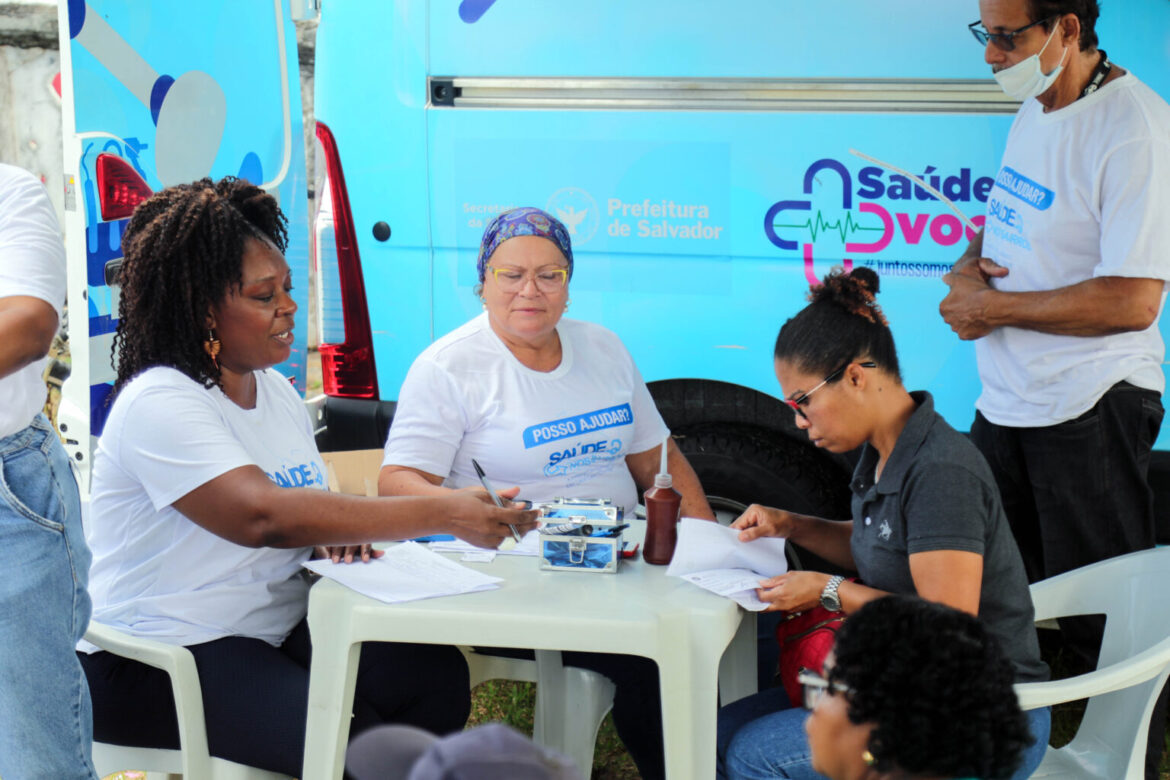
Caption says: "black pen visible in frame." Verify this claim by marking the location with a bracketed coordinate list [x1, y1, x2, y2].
[471, 458, 523, 543]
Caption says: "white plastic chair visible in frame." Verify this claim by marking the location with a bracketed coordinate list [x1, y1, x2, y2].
[1014, 546, 1170, 780]
[84, 622, 293, 780]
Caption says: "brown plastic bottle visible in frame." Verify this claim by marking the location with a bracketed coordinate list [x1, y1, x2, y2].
[643, 473, 682, 565]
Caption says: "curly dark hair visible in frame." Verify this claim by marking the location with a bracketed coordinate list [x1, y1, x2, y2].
[773, 267, 901, 381]
[828, 595, 1032, 780]
[112, 177, 288, 393]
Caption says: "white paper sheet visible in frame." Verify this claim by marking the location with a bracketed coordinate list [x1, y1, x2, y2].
[666, 518, 788, 609]
[303, 541, 502, 604]
[427, 528, 542, 557]
[666, 518, 788, 577]
[678, 568, 771, 611]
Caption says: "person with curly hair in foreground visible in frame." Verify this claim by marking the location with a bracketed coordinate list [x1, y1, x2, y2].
[77, 177, 538, 775]
[717, 267, 1049, 780]
[802, 595, 1032, 780]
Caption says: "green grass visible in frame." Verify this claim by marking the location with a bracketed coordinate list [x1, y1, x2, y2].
[468, 680, 639, 779]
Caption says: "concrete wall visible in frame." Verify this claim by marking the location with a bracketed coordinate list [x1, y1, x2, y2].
[0, 1, 64, 213]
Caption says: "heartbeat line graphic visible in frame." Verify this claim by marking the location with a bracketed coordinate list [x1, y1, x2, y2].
[775, 211, 883, 243]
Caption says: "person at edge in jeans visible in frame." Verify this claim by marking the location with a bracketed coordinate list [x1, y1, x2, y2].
[940, 3, 1170, 774]
[0, 164, 98, 779]
[717, 267, 1050, 780]
[802, 596, 1034, 780]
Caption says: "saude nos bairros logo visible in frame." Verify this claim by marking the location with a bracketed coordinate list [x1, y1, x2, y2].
[764, 158, 992, 284]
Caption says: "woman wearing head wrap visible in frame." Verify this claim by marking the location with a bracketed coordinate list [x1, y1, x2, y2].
[380, 207, 714, 778]
[715, 267, 1050, 780]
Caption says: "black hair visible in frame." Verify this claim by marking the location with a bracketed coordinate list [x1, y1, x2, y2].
[1032, 0, 1100, 50]
[112, 176, 288, 393]
[773, 267, 900, 381]
[828, 595, 1032, 780]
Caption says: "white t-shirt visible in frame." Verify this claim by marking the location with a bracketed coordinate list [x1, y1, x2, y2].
[0, 165, 64, 438]
[977, 73, 1170, 426]
[383, 315, 669, 515]
[82, 367, 323, 649]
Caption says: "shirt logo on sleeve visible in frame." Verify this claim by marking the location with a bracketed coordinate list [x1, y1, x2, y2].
[993, 166, 1054, 211]
[522, 403, 634, 449]
[265, 461, 325, 488]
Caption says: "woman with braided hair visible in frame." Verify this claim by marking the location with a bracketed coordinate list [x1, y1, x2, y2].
[716, 267, 1050, 780]
[77, 177, 539, 775]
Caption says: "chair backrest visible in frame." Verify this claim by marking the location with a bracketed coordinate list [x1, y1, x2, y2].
[321, 448, 384, 496]
[1028, 546, 1170, 778]
[1029, 546, 1170, 666]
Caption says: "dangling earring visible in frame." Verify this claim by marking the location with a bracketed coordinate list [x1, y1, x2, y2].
[203, 328, 221, 369]
[862, 750, 876, 767]
[564, 298, 572, 310]
[481, 300, 488, 311]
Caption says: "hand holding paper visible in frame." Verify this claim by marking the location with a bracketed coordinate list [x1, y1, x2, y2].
[666, 518, 788, 610]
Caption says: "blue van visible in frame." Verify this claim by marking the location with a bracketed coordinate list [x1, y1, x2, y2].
[308, 0, 1170, 530]
[59, 0, 1170, 535]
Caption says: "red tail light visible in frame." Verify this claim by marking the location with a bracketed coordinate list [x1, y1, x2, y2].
[314, 121, 379, 399]
[96, 154, 153, 221]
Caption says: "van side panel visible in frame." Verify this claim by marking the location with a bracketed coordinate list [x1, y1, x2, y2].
[315, 0, 1170, 453]
[314, 0, 434, 398]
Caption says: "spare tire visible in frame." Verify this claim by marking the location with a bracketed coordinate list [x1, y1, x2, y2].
[675, 422, 851, 523]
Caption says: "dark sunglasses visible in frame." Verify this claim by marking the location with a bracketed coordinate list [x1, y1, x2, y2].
[967, 16, 1056, 52]
[785, 361, 877, 420]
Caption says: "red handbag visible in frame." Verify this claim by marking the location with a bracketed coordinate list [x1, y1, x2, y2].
[774, 605, 846, 707]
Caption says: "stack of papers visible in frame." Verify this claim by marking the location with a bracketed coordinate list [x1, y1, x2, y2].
[665, 518, 788, 611]
[427, 528, 542, 557]
[303, 541, 503, 604]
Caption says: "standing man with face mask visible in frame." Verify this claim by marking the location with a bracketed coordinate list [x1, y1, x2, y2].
[940, 2, 1170, 775]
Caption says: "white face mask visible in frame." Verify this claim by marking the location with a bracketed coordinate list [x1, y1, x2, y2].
[994, 22, 1069, 100]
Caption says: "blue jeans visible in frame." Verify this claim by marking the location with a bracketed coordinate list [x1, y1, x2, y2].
[717, 686, 1051, 780]
[0, 414, 97, 779]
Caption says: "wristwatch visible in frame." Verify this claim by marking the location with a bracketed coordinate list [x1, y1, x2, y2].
[820, 575, 846, 612]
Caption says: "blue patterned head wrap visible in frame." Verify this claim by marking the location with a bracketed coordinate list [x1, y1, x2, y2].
[476, 207, 574, 282]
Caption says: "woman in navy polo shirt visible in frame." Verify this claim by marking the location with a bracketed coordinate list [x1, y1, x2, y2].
[717, 267, 1049, 780]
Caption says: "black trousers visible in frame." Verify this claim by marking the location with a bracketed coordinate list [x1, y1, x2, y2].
[970, 381, 1165, 777]
[79, 618, 470, 776]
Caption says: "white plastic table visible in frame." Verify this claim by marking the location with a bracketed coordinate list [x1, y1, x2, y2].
[301, 528, 757, 779]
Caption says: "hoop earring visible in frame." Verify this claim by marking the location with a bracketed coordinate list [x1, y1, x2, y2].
[203, 328, 221, 369]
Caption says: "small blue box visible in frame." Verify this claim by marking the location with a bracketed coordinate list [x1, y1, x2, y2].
[536, 498, 624, 573]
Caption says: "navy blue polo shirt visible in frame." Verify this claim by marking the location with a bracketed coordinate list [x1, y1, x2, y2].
[849, 391, 1049, 683]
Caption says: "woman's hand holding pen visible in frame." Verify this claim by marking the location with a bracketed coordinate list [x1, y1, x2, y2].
[444, 489, 540, 550]
[731, 504, 798, 542]
[756, 571, 831, 614]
